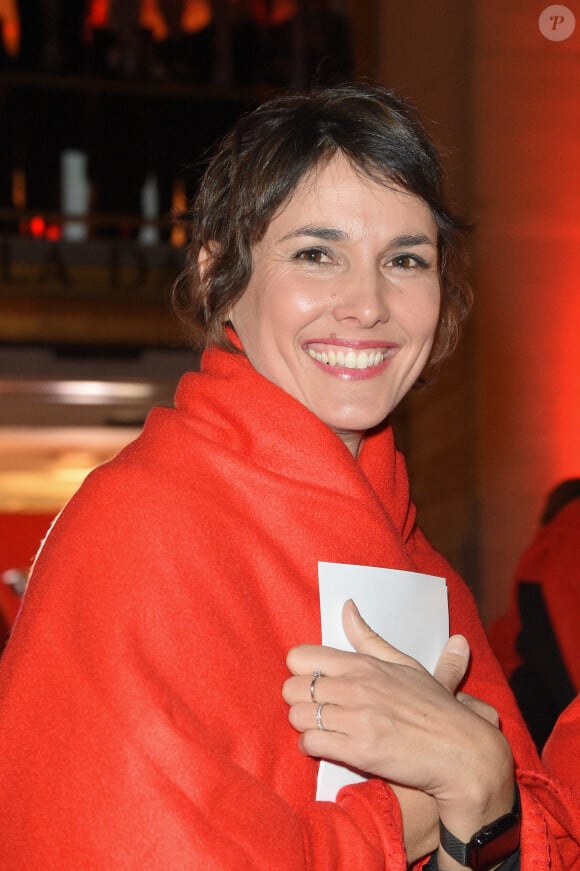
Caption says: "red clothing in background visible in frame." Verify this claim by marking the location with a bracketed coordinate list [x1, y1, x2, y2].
[0, 511, 55, 647]
[0, 347, 577, 869]
[488, 499, 580, 688]
[487, 499, 580, 750]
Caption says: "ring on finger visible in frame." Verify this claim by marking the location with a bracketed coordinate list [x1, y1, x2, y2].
[310, 668, 323, 703]
[316, 702, 328, 731]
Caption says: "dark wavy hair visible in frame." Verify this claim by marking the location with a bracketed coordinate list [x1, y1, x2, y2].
[172, 82, 472, 367]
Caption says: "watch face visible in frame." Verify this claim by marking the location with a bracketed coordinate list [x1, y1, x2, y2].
[470, 813, 521, 871]
[439, 787, 521, 871]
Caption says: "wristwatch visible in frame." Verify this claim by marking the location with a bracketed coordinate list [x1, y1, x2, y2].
[439, 786, 521, 871]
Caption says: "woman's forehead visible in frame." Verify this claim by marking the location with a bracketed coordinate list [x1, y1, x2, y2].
[264, 153, 436, 240]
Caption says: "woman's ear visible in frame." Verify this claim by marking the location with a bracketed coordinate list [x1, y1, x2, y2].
[197, 242, 219, 279]
[197, 242, 233, 326]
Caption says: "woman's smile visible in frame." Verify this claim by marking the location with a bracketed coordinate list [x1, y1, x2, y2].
[304, 339, 400, 379]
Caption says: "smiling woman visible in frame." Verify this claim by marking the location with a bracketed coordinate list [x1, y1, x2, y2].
[0, 83, 575, 871]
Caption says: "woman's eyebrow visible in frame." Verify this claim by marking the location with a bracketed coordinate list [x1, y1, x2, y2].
[390, 233, 436, 248]
[278, 226, 349, 243]
[277, 229, 437, 247]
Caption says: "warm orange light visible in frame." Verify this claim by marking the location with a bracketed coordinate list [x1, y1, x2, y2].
[0, 0, 20, 57]
[170, 178, 187, 247]
[181, 0, 212, 34]
[11, 168, 26, 209]
[140, 0, 169, 41]
[2, 16, 20, 57]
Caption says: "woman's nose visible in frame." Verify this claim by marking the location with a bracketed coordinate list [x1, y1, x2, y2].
[331, 270, 391, 328]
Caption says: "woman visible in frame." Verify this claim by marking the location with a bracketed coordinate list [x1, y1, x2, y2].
[0, 84, 574, 869]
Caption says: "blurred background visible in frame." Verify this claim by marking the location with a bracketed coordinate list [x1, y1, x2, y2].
[1, 1, 579, 644]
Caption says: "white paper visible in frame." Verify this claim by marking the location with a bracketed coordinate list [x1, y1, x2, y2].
[316, 561, 449, 801]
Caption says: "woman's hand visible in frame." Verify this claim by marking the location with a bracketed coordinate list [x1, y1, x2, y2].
[283, 600, 515, 859]
[384, 632, 473, 863]
[286, 606, 476, 864]
[346, 610, 505, 865]
[349, 612, 499, 727]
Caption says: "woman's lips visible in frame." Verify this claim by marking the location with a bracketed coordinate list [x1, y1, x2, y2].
[304, 340, 399, 378]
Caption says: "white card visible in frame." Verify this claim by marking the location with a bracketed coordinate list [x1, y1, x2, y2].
[316, 561, 449, 801]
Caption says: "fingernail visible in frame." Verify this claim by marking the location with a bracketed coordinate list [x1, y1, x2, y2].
[346, 599, 362, 618]
[346, 599, 375, 633]
[446, 634, 469, 655]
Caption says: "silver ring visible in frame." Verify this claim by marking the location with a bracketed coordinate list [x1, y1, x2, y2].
[316, 702, 328, 731]
[310, 668, 322, 703]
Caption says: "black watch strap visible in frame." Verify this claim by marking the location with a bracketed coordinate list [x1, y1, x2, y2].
[439, 785, 521, 871]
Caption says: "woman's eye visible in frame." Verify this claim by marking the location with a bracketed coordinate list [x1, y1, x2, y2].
[294, 248, 329, 264]
[388, 254, 429, 270]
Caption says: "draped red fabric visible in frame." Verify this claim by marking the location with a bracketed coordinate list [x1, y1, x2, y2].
[0, 346, 576, 868]
[543, 696, 580, 869]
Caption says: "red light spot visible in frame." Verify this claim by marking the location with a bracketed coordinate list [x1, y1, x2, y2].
[29, 216, 45, 237]
[45, 224, 62, 241]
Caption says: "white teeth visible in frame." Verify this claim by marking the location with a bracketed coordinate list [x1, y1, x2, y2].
[307, 347, 387, 369]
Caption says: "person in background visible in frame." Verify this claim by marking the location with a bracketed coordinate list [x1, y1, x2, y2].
[0, 83, 576, 869]
[487, 478, 580, 751]
[0, 569, 26, 651]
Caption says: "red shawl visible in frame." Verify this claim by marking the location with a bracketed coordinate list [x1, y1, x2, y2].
[0, 346, 576, 869]
[543, 696, 580, 869]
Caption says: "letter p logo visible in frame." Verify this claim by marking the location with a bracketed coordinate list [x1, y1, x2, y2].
[539, 5, 576, 41]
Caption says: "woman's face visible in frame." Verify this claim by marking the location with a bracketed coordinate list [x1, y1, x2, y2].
[227, 153, 441, 456]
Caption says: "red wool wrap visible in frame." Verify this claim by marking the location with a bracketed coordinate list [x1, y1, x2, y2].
[543, 695, 580, 869]
[0, 346, 577, 869]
